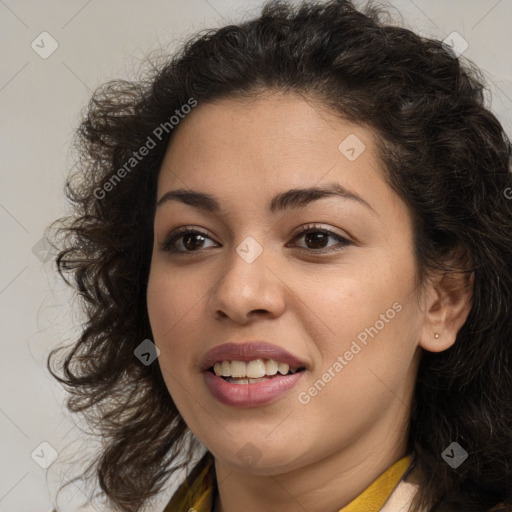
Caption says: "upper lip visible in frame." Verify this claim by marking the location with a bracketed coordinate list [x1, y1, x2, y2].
[200, 341, 307, 371]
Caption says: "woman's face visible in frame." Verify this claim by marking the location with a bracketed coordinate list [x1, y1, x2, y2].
[147, 91, 428, 474]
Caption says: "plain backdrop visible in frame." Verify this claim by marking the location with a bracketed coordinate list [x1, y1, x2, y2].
[1, 0, 511, 511]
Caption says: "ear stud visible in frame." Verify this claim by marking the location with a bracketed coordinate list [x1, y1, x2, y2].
[434, 333, 440, 339]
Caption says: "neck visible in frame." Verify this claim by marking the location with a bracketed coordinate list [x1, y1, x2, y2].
[212, 427, 410, 512]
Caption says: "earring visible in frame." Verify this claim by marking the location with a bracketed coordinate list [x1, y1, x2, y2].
[434, 333, 440, 339]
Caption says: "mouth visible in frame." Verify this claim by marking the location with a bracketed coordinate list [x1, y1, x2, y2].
[200, 340, 308, 376]
[203, 360, 307, 407]
[206, 359, 306, 384]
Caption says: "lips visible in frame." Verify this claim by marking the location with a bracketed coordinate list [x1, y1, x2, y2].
[203, 369, 305, 407]
[199, 341, 307, 372]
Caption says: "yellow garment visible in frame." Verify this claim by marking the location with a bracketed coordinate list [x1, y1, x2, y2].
[164, 454, 413, 512]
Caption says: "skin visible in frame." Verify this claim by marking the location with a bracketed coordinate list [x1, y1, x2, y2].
[146, 91, 472, 512]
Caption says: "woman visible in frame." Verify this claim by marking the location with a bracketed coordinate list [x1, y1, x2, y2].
[49, 0, 512, 511]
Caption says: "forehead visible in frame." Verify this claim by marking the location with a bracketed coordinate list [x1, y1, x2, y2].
[156, 91, 396, 217]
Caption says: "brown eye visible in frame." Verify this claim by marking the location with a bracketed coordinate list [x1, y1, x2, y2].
[160, 228, 219, 253]
[289, 226, 352, 253]
[182, 232, 207, 250]
[304, 231, 329, 249]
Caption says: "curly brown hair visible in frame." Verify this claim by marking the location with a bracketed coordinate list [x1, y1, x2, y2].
[48, 1, 512, 511]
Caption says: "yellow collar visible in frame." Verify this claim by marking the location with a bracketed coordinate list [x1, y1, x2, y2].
[165, 453, 413, 512]
[339, 455, 413, 511]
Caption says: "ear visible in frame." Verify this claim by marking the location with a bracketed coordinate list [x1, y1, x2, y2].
[418, 270, 474, 353]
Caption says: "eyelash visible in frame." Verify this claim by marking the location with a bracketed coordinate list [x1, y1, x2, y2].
[159, 224, 353, 255]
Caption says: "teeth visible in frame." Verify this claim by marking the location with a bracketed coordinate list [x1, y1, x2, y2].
[247, 359, 266, 378]
[225, 377, 271, 384]
[212, 358, 300, 378]
[278, 362, 289, 375]
[265, 359, 278, 375]
[230, 360, 246, 378]
[221, 361, 231, 377]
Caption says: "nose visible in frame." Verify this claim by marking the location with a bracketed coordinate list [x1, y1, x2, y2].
[207, 242, 286, 324]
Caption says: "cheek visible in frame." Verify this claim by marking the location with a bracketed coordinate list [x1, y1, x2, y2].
[146, 269, 191, 402]
[147, 262, 192, 354]
[297, 260, 402, 330]
[297, 253, 419, 369]
[147, 258, 201, 331]
[146, 259, 212, 381]
[294, 272, 420, 426]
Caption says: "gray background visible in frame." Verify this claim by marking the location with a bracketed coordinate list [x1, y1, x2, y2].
[1, 0, 511, 511]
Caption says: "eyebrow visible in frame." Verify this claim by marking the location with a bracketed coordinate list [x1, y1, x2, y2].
[156, 182, 376, 215]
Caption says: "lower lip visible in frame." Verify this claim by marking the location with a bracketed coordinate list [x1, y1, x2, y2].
[203, 370, 305, 407]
